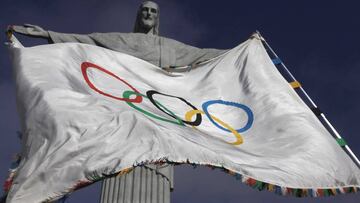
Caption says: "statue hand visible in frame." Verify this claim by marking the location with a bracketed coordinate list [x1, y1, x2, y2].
[10, 24, 49, 38]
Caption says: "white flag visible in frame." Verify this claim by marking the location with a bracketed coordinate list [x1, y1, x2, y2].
[6, 35, 360, 202]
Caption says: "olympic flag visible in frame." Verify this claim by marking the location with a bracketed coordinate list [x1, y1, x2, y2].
[6, 35, 360, 202]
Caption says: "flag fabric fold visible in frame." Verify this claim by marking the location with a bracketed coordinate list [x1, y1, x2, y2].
[6, 35, 360, 202]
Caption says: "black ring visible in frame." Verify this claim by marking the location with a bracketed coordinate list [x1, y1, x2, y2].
[146, 90, 202, 126]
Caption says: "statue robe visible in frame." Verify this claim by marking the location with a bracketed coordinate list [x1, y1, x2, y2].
[48, 31, 226, 67]
[48, 31, 225, 203]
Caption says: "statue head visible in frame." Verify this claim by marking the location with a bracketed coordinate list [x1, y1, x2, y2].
[133, 1, 160, 35]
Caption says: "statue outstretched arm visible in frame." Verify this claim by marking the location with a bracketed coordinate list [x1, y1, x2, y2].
[7, 24, 96, 45]
[173, 40, 228, 67]
[9, 24, 50, 38]
[159, 38, 228, 72]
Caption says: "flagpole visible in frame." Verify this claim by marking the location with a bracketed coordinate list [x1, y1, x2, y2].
[256, 30, 360, 168]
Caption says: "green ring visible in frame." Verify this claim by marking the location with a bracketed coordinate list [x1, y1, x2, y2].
[123, 90, 184, 126]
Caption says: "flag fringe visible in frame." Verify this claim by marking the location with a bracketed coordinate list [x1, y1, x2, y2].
[4, 158, 359, 202]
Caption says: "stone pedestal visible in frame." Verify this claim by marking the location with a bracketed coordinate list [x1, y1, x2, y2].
[100, 165, 173, 203]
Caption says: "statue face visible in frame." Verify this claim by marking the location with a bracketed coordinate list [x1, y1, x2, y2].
[140, 1, 159, 30]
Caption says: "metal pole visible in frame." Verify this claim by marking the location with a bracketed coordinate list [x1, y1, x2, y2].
[256, 30, 360, 168]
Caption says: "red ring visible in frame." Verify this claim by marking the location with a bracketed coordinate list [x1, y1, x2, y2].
[81, 62, 142, 103]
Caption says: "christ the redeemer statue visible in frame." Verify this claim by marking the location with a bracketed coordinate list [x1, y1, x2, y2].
[10, 1, 225, 202]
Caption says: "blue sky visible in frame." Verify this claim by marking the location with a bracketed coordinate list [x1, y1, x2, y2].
[0, 0, 359, 202]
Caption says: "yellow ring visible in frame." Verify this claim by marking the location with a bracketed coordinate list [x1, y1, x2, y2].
[185, 110, 243, 145]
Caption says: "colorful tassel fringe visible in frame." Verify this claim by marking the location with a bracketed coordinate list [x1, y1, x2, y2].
[2, 154, 21, 193]
[3, 158, 360, 202]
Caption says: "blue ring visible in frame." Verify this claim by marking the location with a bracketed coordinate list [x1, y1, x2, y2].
[202, 100, 253, 133]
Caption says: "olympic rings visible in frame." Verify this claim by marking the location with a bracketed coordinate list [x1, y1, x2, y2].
[185, 110, 243, 145]
[123, 91, 184, 126]
[81, 62, 254, 146]
[146, 90, 202, 126]
[81, 62, 142, 103]
[202, 100, 254, 133]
